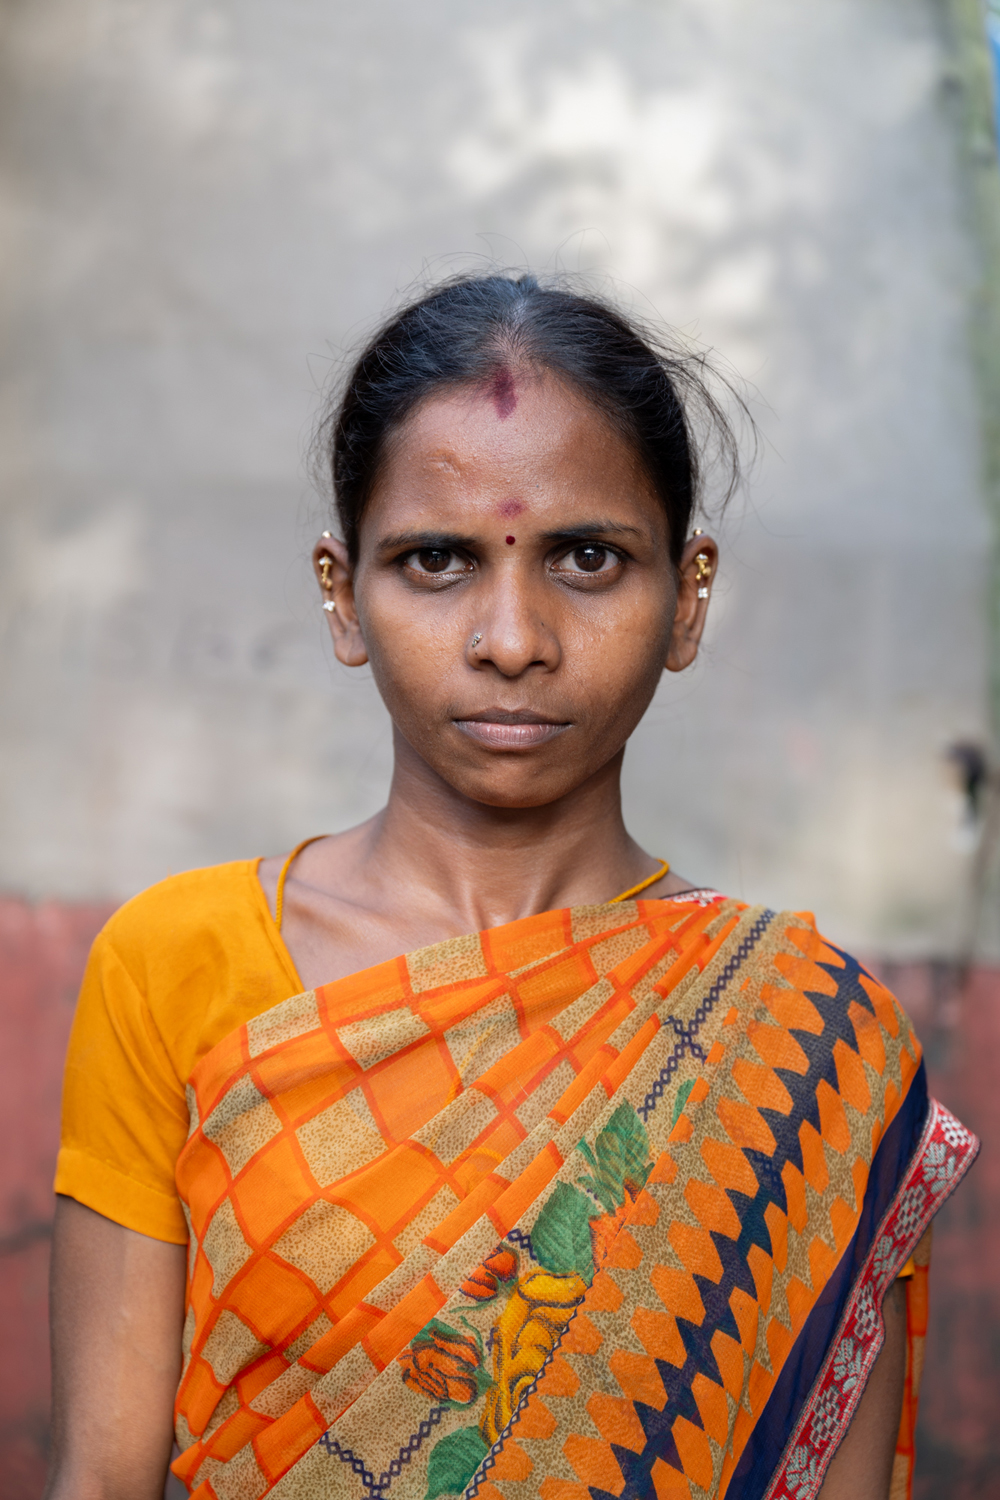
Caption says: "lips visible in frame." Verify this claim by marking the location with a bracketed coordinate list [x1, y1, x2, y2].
[454, 712, 569, 750]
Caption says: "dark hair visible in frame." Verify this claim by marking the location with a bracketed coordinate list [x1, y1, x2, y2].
[317, 272, 744, 566]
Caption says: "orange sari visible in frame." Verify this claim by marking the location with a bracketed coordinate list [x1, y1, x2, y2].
[170, 895, 976, 1500]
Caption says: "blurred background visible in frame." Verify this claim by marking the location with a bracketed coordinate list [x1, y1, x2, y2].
[2, 0, 999, 1495]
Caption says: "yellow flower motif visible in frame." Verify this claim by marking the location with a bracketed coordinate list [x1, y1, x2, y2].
[480, 1271, 587, 1446]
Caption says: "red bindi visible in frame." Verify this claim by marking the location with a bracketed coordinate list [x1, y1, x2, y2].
[506, 535, 515, 545]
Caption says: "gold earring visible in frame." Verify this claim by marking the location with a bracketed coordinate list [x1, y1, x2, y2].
[694, 551, 712, 600]
[319, 553, 338, 615]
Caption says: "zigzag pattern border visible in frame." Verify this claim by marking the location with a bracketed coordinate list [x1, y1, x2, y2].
[318, 1404, 446, 1498]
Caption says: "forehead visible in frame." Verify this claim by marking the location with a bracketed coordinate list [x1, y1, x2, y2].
[366, 369, 663, 529]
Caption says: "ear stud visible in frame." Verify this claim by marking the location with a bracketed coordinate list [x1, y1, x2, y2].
[694, 552, 712, 600]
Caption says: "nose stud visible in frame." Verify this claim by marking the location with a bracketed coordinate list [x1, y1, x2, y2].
[471, 634, 482, 649]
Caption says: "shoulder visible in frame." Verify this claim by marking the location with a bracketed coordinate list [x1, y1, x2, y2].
[61, 861, 272, 1239]
[97, 860, 266, 968]
[110, 858, 264, 922]
[82, 859, 299, 1084]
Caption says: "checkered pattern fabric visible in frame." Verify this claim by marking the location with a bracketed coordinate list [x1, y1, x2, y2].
[169, 898, 974, 1500]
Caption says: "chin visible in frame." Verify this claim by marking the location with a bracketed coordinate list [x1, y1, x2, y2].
[450, 769, 582, 810]
[472, 790, 564, 810]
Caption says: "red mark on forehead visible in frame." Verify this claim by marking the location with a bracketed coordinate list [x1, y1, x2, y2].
[497, 497, 524, 518]
[506, 535, 516, 545]
[490, 367, 517, 420]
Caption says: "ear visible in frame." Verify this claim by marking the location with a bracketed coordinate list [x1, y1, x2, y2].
[313, 536, 368, 667]
[666, 534, 718, 673]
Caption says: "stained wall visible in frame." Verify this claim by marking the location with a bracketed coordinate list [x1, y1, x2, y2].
[0, 0, 990, 954]
[1, 1, 996, 1495]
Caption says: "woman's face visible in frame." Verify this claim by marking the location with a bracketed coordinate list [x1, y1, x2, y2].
[319, 369, 715, 809]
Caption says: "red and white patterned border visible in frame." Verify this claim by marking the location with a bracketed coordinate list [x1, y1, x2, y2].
[764, 1098, 979, 1500]
[664, 890, 727, 907]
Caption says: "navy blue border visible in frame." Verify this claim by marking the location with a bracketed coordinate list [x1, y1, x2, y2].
[730, 1058, 930, 1499]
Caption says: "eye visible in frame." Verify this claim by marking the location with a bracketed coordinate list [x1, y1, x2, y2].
[404, 548, 469, 577]
[555, 543, 621, 575]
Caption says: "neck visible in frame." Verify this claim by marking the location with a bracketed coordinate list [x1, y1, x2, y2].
[356, 727, 653, 931]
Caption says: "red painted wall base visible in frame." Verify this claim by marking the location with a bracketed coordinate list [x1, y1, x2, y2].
[868, 960, 1000, 1500]
[0, 897, 116, 1498]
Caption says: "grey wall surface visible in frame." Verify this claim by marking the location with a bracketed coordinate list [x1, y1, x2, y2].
[0, 0, 990, 956]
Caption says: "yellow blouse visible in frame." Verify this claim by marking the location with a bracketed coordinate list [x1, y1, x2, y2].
[56, 860, 302, 1243]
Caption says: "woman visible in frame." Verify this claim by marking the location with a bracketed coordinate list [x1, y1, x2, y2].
[47, 274, 977, 1500]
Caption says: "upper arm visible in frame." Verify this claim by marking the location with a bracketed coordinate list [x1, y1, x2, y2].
[816, 1277, 908, 1500]
[57, 926, 190, 1243]
[45, 1196, 186, 1500]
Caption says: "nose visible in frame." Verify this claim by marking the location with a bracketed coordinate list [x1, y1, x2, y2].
[467, 568, 561, 677]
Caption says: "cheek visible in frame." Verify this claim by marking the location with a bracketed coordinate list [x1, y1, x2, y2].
[356, 588, 459, 701]
[575, 631, 667, 715]
[571, 585, 674, 673]
[551, 606, 673, 743]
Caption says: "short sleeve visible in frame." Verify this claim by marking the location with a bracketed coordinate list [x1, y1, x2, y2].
[55, 926, 190, 1243]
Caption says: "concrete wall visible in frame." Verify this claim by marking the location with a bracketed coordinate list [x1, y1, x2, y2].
[2, 5, 999, 1495]
[0, 0, 991, 957]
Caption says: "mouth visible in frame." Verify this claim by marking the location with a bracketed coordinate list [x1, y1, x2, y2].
[453, 710, 571, 750]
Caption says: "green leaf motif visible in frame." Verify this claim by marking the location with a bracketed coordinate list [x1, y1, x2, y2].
[671, 1078, 695, 1130]
[531, 1182, 596, 1283]
[424, 1425, 489, 1500]
[576, 1104, 652, 1214]
[421, 1316, 472, 1348]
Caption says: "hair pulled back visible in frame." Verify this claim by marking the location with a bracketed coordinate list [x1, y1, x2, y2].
[319, 272, 743, 566]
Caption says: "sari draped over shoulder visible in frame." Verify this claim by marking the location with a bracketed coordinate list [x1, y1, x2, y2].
[171, 896, 977, 1500]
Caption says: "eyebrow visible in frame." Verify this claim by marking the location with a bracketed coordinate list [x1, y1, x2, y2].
[375, 521, 646, 554]
[375, 530, 480, 554]
[538, 521, 646, 543]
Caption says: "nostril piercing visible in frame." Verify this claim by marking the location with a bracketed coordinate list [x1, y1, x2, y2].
[471, 634, 482, 648]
